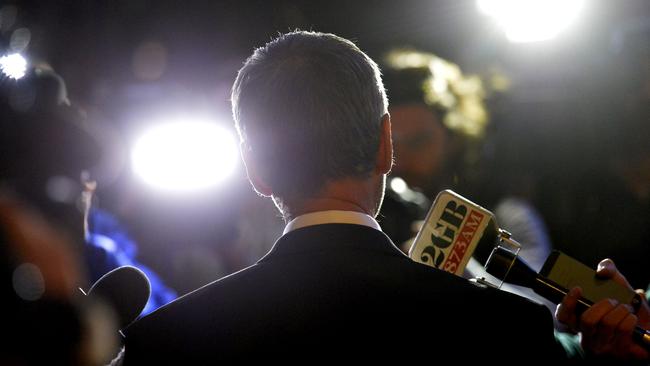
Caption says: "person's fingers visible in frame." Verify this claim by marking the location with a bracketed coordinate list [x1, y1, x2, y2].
[556, 287, 582, 331]
[610, 312, 648, 360]
[629, 345, 650, 360]
[580, 298, 618, 338]
[600, 304, 635, 341]
[596, 258, 617, 277]
[596, 258, 632, 289]
[613, 311, 637, 340]
[581, 303, 636, 357]
[616, 314, 650, 360]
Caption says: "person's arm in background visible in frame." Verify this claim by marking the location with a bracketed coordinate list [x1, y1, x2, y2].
[0, 194, 120, 365]
[556, 259, 649, 361]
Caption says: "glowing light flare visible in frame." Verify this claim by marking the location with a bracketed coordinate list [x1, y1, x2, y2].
[131, 120, 239, 192]
[477, 0, 585, 43]
[0, 53, 27, 79]
[390, 177, 408, 194]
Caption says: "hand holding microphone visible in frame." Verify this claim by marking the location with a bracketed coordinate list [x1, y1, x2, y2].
[556, 259, 650, 360]
[408, 189, 650, 360]
[486, 244, 650, 359]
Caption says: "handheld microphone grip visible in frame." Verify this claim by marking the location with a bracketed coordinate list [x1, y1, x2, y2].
[485, 246, 650, 351]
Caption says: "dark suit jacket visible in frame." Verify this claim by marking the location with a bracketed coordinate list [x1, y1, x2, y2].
[124, 223, 567, 364]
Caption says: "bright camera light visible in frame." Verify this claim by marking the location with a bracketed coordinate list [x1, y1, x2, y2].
[0, 53, 27, 79]
[390, 177, 408, 194]
[477, 0, 585, 43]
[131, 120, 238, 192]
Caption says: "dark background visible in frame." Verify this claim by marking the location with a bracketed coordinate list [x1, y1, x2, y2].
[2, 0, 649, 292]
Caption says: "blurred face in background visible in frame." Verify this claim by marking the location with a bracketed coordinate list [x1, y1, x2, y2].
[390, 103, 447, 191]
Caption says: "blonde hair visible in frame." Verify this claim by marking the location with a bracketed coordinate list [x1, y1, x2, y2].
[384, 49, 488, 138]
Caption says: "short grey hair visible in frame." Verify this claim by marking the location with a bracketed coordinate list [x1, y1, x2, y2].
[231, 31, 388, 201]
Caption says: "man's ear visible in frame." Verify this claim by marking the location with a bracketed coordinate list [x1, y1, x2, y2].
[240, 143, 273, 197]
[375, 113, 393, 175]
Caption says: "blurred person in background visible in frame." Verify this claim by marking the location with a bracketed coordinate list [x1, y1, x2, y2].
[0, 61, 176, 316]
[379, 49, 553, 280]
[0, 192, 126, 365]
[0, 59, 173, 363]
[0, 67, 120, 362]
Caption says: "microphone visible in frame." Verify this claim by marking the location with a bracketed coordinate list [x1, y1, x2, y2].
[85, 266, 151, 330]
[408, 189, 650, 349]
[485, 246, 650, 350]
[408, 190, 498, 276]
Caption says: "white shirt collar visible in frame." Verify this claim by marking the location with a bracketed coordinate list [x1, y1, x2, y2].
[283, 210, 382, 234]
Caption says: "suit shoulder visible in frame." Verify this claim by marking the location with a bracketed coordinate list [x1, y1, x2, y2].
[403, 259, 553, 314]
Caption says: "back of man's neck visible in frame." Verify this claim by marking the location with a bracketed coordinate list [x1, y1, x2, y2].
[276, 175, 383, 222]
[286, 197, 371, 222]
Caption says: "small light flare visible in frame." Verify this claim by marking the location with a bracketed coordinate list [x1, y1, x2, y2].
[0, 53, 27, 79]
